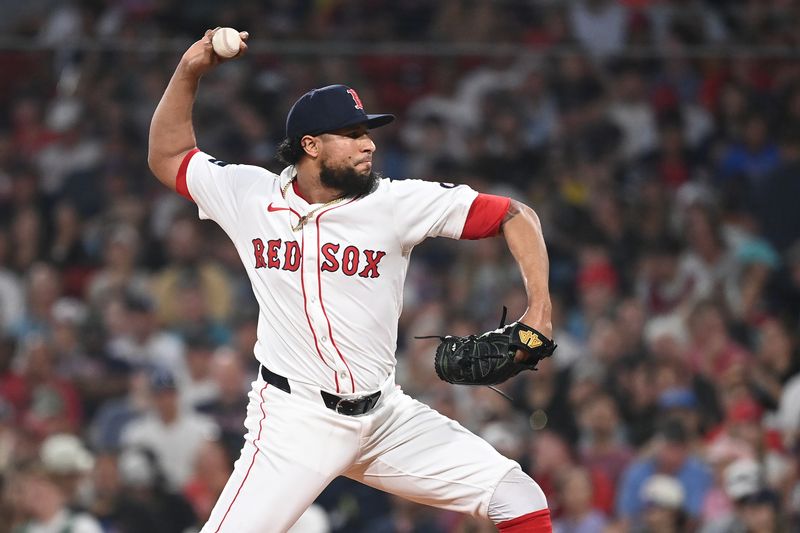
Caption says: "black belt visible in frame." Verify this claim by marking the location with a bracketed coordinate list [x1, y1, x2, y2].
[260, 366, 381, 416]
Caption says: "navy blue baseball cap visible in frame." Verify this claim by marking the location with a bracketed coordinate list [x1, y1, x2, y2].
[285, 84, 394, 139]
[149, 367, 177, 392]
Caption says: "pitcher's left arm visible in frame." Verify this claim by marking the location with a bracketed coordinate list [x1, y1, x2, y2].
[500, 200, 553, 361]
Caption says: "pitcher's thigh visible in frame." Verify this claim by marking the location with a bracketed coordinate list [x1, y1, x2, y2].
[202, 384, 357, 533]
[349, 394, 518, 519]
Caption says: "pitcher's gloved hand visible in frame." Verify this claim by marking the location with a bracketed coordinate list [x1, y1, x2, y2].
[427, 308, 557, 386]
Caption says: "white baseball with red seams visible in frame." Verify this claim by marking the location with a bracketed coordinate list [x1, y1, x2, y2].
[211, 27, 242, 58]
[179, 151, 549, 532]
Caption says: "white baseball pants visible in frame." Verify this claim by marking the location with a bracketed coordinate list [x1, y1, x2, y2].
[201, 372, 539, 533]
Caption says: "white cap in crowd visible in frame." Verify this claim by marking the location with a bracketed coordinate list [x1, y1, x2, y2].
[40, 433, 95, 475]
[641, 474, 685, 510]
[724, 458, 763, 501]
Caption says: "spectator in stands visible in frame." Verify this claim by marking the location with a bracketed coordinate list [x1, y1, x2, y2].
[701, 437, 755, 525]
[88, 368, 151, 451]
[709, 396, 793, 495]
[8, 206, 46, 275]
[151, 216, 233, 329]
[180, 331, 218, 410]
[754, 127, 800, 252]
[701, 458, 784, 533]
[678, 203, 736, 308]
[553, 466, 609, 533]
[120, 368, 218, 491]
[617, 418, 712, 524]
[86, 224, 149, 310]
[717, 113, 781, 189]
[685, 300, 749, 382]
[182, 439, 232, 524]
[169, 276, 232, 346]
[11, 460, 103, 533]
[530, 430, 614, 519]
[105, 292, 187, 383]
[607, 62, 659, 162]
[567, 254, 620, 342]
[196, 347, 250, 461]
[1, 335, 82, 438]
[48, 202, 94, 296]
[13, 263, 61, 340]
[748, 317, 799, 411]
[634, 474, 688, 533]
[111, 447, 198, 533]
[38, 433, 95, 510]
[657, 386, 704, 443]
[638, 115, 697, 190]
[636, 238, 693, 317]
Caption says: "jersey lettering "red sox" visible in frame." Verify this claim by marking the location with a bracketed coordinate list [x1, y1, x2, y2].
[178, 149, 503, 390]
[252, 238, 387, 278]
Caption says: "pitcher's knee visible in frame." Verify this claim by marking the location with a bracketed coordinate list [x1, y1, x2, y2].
[488, 467, 549, 529]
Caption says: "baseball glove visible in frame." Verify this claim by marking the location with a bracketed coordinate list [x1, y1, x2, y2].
[420, 307, 556, 387]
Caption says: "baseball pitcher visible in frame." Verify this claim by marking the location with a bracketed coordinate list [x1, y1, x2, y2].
[148, 29, 555, 533]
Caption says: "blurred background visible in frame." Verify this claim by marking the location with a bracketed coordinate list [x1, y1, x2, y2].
[1, 0, 800, 532]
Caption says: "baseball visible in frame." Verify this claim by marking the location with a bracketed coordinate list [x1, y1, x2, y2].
[212, 27, 242, 58]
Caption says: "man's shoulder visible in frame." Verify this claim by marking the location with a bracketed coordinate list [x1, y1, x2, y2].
[377, 176, 464, 196]
[623, 457, 656, 480]
[195, 152, 281, 182]
[684, 455, 713, 476]
[378, 176, 440, 187]
[233, 162, 282, 189]
[120, 413, 158, 440]
[181, 411, 220, 433]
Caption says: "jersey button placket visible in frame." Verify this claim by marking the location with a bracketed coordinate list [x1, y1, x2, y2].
[302, 223, 330, 369]
[308, 216, 349, 386]
[305, 225, 324, 348]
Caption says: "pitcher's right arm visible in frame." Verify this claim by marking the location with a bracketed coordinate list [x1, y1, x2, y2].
[147, 29, 248, 190]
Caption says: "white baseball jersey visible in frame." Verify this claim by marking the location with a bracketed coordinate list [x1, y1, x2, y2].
[177, 149, 507, 395]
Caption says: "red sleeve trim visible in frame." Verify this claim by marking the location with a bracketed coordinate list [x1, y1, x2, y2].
[497, 509, 551, 532]
[176, 148, 200, 202]
[460, 193, 511, 240]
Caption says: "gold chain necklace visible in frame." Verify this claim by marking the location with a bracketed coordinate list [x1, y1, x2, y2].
[281, 177, 346, 231]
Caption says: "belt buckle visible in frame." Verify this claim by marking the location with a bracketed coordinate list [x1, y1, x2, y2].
[335, 397, 361, 415]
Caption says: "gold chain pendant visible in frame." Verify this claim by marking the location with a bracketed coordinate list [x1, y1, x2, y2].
[282, 176, 345, 232]
[292, 216, 309, 232]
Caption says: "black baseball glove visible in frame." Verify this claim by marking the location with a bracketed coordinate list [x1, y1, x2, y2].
[421, 308, 556, 387]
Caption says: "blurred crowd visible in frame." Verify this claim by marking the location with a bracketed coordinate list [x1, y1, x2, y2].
[2, 0, 800, 532]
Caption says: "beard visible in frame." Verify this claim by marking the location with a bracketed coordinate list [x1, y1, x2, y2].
[319, 159, 379, 198]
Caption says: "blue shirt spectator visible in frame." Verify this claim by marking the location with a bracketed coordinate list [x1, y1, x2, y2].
[717, 114, 781, 186]
[617, 419, 713, 520]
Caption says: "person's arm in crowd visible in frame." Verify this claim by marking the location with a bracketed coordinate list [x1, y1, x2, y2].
[147, 29, 248, 190]
[500, 199, 553, 359]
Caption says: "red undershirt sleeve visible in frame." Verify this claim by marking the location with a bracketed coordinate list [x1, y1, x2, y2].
[460, 193, 511, 239]
[175, 147, 200, 202]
